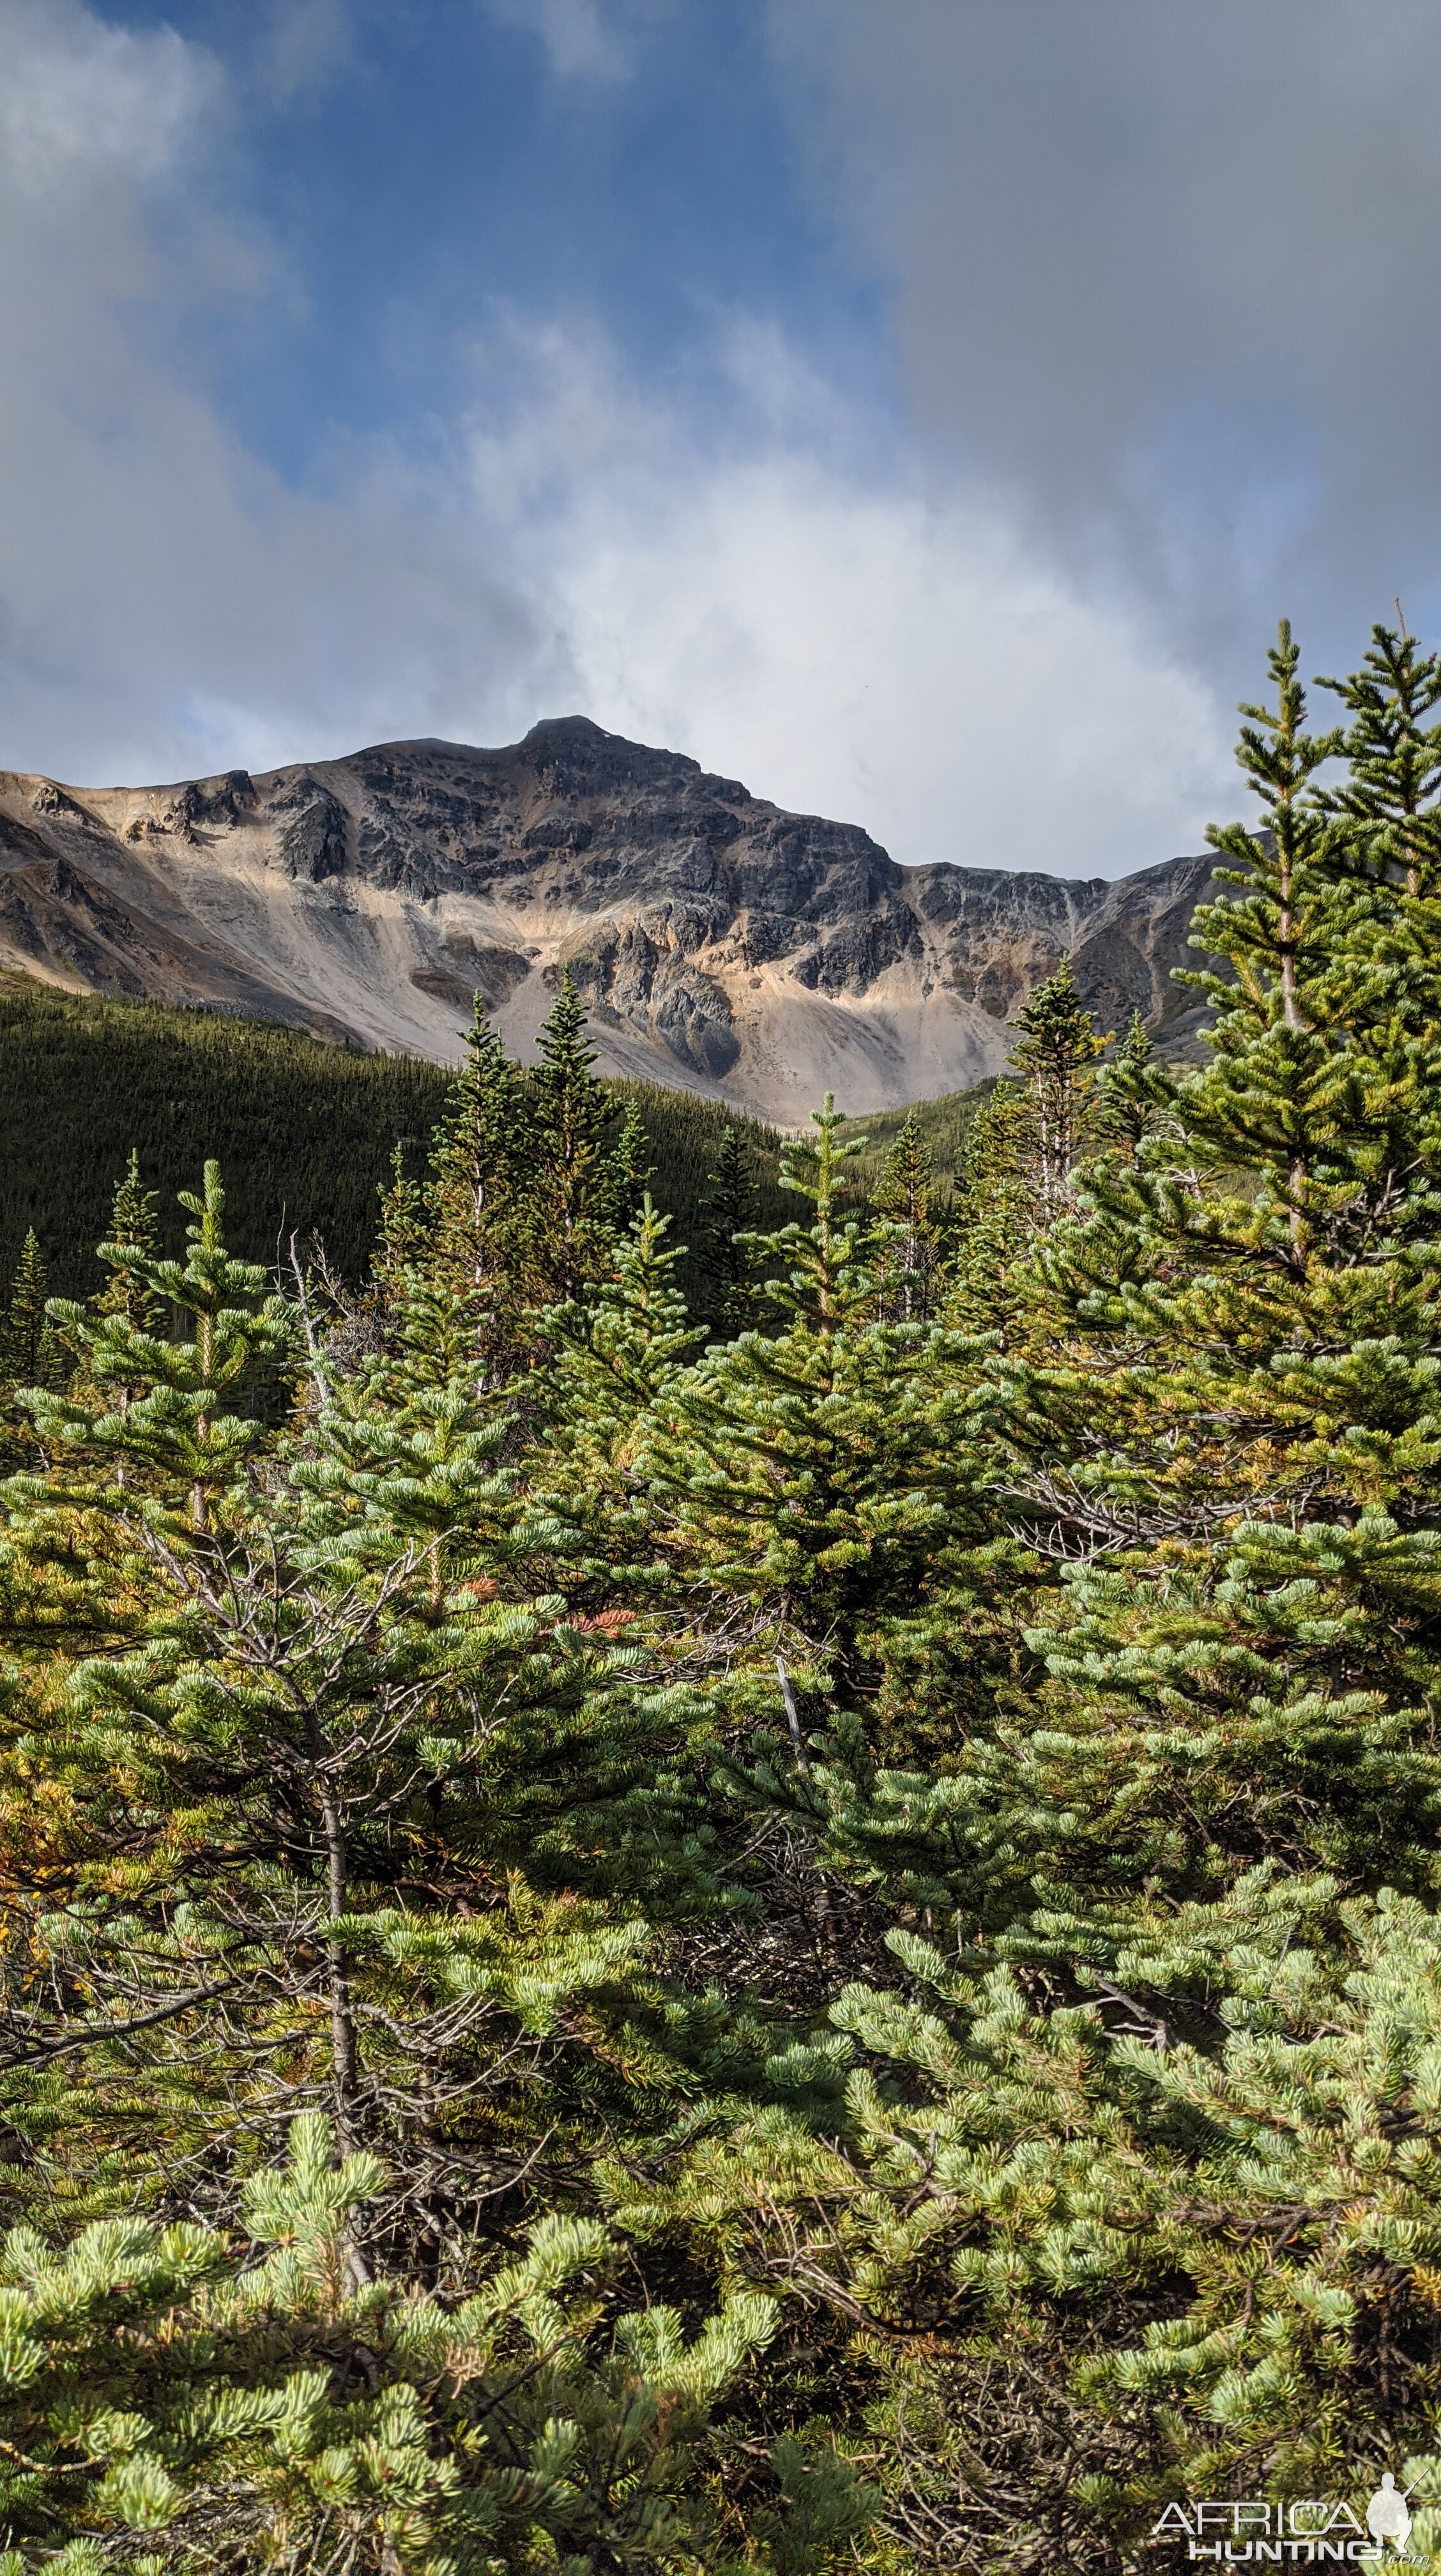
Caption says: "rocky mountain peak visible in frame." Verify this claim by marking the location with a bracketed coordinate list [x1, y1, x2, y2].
[0, 726, 1217, 1121]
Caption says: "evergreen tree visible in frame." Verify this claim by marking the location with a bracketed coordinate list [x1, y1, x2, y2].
[16, 614, 1441, 2572]
[92, 1147, 163, 1335]
[699, 1118, 761, 1337]
[1320, 616, 1441, 898]
[530, 969, 623, 1302]
[0, 2111, 833, 2574]
[27, 1160, 294, 1535]
[943, 1084, 1033, 1341]
[1008, 955, 1108, 1225]
[868, 1108, 941, 1322]
[699, 624, 1441, 2013]
[533, 1195, 705, 1560]
[609, 1092, 653, 1224]
[640, 1098, 1005, 1783]
[1096, 1007, 1161, 1161]
[373, 1137, 426, 1296]
[422, 999, 536, 1370]
[2, 1229, 56, 1389]
[826, 622, 1441, 1991]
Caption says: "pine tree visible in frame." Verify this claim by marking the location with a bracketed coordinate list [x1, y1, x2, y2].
[1097, 1008, 1161, 1161]
[699, 1118, 761, 1337]
[26, 1160, 294, 1535]
[1008, 955, 1108, 1226]
[868, 1108, 941, 1322]
[530, 970, 624, 1302]
[422, 998, 537, 1370]
[0, 2111, 824, 2573]
[2, 1229, 56, 1389]
[943, 1084, 1033, 1341]
[93, 1147, 163, 1333]
[617, 1895, 1441, 2564]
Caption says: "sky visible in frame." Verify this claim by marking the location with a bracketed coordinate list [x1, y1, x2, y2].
[3, 0, 1440, 878]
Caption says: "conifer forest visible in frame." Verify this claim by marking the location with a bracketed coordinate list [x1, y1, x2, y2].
[8, 618, 1441, 2573]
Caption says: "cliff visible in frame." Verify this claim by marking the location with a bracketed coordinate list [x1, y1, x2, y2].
[0, 717, 1217, 1120]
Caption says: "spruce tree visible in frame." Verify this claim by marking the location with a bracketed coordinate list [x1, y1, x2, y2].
[422, 998, 536, 1371]
[699, 1118, 761, 1338]
[93, 1147, 163, 1334]
[639, 1097, 1005, 1793]
[2, 1229, 56, 1389]
[529, 969, 623, 1302]
[868, 1108, 941, 1322]
[1008, 954, 1108, 1226]
[943, 1084, 1032, 1341]
[1097, 1007, 1161, 1161]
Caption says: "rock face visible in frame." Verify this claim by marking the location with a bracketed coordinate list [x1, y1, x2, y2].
[0, 718, 1219, 1120]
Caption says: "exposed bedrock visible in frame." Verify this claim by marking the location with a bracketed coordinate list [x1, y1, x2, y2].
[0, 718, 1219, 1121]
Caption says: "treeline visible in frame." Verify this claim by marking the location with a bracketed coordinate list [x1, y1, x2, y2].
[4, 618, 1441, 2572]
[0, 976, 786, 1312]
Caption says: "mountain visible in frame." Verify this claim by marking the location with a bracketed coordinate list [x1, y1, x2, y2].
[0, 717, 1217, 1121]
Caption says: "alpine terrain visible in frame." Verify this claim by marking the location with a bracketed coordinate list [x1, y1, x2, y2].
[0, 717, 1214, 1119]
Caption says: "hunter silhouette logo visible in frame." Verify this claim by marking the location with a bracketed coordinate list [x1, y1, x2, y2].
[1152, 2474, 1418, 2561]
[1364, 2480, 1412, 2555]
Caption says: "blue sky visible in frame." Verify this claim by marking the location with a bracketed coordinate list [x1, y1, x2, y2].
[4, 1, 1440, 874]
[120, 1, 874, 480]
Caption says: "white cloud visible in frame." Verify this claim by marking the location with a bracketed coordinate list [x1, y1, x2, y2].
[0, 0, 215, 190]
[0, 0, 1233, 873]
[481, 0, 671, 84]
[459, 323, 1231, 873]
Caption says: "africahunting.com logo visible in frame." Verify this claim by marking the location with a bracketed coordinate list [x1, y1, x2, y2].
[1152, 2474, 1416, 2561]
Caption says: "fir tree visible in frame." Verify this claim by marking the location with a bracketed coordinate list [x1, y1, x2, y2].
[868, 1108, 941, 1322]
[374, 1137, 426, 1295]
[641, 1098, 1003, 1781]
[1008, 955, 1108, 1225]
[1320, 616, 1441, 898]
[27, 1160, 294, 1534]
[530, 969, 623, 1301]
[533, 1194, 705, 1560]
[422, 998, 536, 1369]
[93, 1147, 163, 1334]
[1096, 1007, 1161, 1161]
[609, 1092, 653, 1223]
[699, 1118, 761, 1337]
[943, 1084, 1032, 1341]
[836, 622, 1441, 1990]
[2, 1229, 56, 1389]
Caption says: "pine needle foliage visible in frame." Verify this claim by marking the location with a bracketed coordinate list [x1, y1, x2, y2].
[15, 617, 1441, 2570]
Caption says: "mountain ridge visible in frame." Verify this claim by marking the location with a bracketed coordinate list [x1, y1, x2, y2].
[0, 716, 1217, 1120]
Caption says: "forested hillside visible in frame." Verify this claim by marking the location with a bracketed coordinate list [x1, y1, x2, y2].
[834, 1082, 988, 1200]
[5, 619, 1441, 2573]
[0, 978, 786, 1309]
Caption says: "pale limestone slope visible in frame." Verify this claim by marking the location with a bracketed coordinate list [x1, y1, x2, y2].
[0, 719, 1216, 1121]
